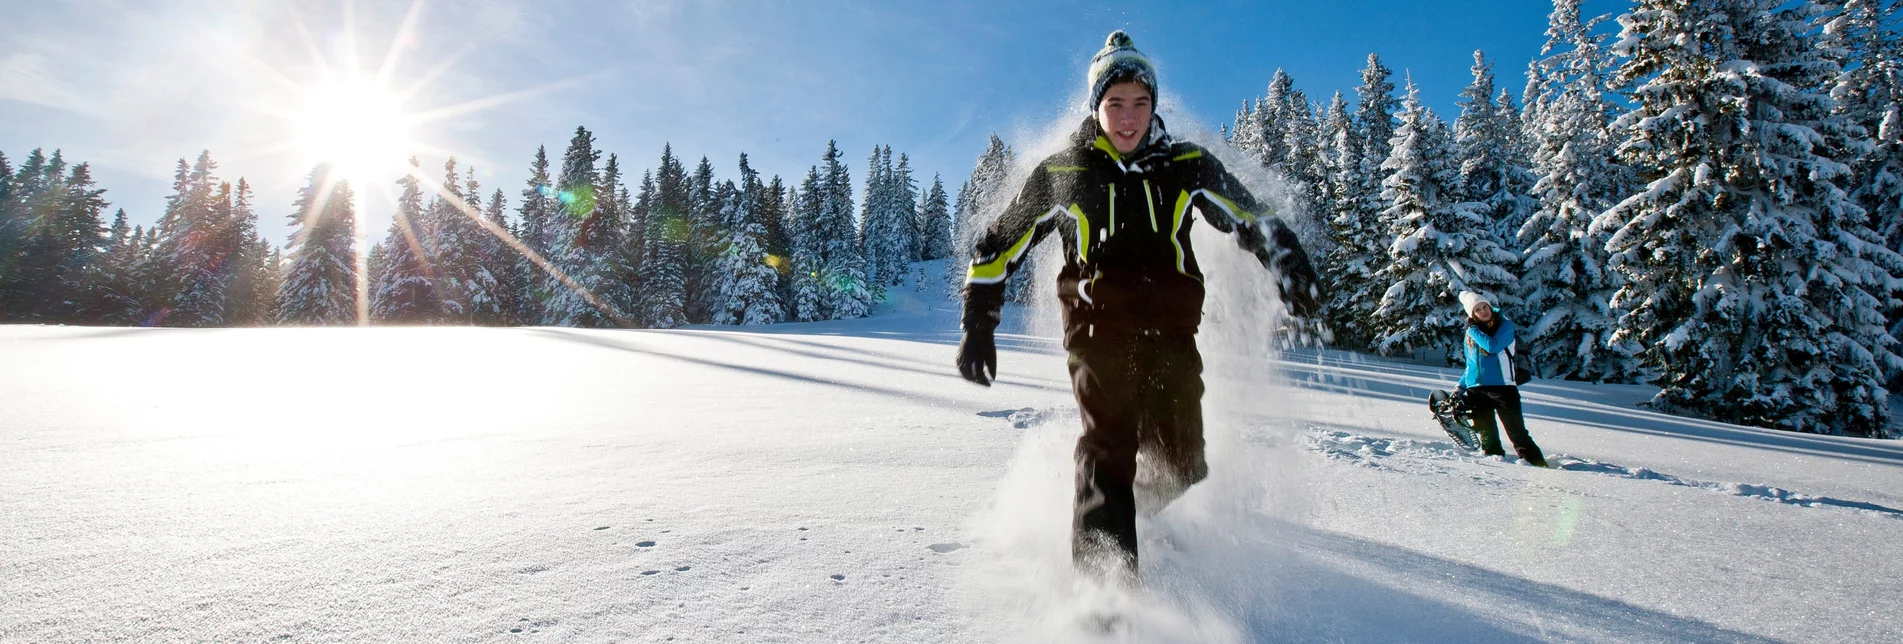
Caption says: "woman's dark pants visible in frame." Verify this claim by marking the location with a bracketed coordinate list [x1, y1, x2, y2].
[1466, 385, 1547, 466]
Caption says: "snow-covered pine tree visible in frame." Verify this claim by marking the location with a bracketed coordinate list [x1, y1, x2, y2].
[1280, 91, 1327, 226]
[682, 156, 722, 324]
[0, 152, 16, 295]
[516, 146, 556, 324]
[276, 165, 358, 325]
[641, 145, 690, 328]
[431, 158, 499, 323]
[1454, 51, 1536, 251]
[541, 126, 607, 327]
[1258, 70, 1297, 170]
[1517, 0, 1637, 382]
[371, 157, 441, 323]
[1595, 0, 1902, 436]
[860, 146, 919, 291]
[579, 153, 638, 326]
[788, 166, 827, 322]
[818, 141, 871, 318]
[917, 174, 953, 261]
[892, 152, 921, 270]
[1369, 80, 1520, 359]
[1228, 97, 1268, 164]
[219, 179, 275, 326]
[627, 171, 652, 314]
[953, 135, 1013, 258]
[761, 174, 790, 269]
[476, 186, 520, 325]
[82, 208, 140, 323]
[712, 154, 784, 325]
[858, 146, 894, 292]
[1821, 0, 1903, 353]
[1322, 56, 1403, 350]
[158, 151, 231, 327]
[7, 157, 108, 322]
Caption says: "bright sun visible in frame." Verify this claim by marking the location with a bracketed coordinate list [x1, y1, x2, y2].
[291, 74, 416, 180]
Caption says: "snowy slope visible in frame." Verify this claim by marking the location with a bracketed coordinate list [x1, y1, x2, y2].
[4, 261, 1901, 643]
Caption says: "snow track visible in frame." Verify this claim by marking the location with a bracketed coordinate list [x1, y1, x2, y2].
[1306, 427, 1903, 520]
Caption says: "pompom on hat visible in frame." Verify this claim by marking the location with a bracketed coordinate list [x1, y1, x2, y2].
[1087, 30, 1158, 109]
[1458, 291, 1492, 315]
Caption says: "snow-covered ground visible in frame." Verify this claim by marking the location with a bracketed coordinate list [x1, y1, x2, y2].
[5, 262, 1901, 643]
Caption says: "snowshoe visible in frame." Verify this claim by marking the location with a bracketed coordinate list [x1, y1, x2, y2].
[1428, 389, 1480, 450]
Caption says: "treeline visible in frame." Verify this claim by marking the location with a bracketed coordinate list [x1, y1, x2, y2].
[1208, 0, 1903, 437]
[0, 129, 958, 331]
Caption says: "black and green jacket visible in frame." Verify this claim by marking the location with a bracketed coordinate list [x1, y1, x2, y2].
[962, 116, 1319, 344]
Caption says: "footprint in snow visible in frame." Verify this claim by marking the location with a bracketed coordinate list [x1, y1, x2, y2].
[927, 543, 965, 553]
[979, 407, 1077, 429]
[1307, 427, 1903, 519]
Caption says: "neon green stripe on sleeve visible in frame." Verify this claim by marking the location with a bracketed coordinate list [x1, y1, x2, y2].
[1201, 190, 1259, 224]
[967, 225, 1037, 284]
[1071, 204, 1089, 262]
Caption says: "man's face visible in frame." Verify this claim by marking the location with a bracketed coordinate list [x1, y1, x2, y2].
[1095, 81, 1153, 154]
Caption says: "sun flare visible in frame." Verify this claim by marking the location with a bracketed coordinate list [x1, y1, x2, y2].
[291, 74, 416, 181]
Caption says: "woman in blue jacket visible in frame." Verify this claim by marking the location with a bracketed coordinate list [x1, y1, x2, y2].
[1457, 292, 1548, 467]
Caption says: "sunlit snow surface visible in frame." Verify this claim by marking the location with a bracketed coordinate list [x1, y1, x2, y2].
[5, 261, 1902, 643]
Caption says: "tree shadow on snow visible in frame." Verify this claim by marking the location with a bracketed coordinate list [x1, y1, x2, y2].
[1156, 518, 1785, 643]
[525, 329, 1064, 409]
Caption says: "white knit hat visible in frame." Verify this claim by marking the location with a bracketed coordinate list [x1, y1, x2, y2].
[1458, 291, 1490, 314]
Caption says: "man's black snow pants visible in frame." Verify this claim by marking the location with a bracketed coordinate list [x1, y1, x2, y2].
[1466, 385, 1547, 467]
[1067, 332, 1207, 574]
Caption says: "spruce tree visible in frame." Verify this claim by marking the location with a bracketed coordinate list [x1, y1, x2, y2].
[641, 145, 690, 328]
[1369, 82, 1519, 358]
[220, 179, 274, 326]
[1323, 56, 1404, 349]
[1454, 51, 1536, 249]
[163, 151, 235, 326]
[1518, 0, 1637, 382]
[683, 156, 721, 323]
[83, 208, 140, 323]
[276, 165, 359, 325]
[1596, 0, 1901, 435]
[789, 166, 827, 322]
[475, 186, 519, 326]
[517, 145, 555, 323]
[555, 151, 635, 328]
[917, 174, 953, 261]
[712, 155, 785, 325]
[371, 157, 440, 323]
[7, 158, 107, 322]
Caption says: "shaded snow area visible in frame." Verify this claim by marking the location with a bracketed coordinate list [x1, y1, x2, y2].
[6, 265, 1903, 642]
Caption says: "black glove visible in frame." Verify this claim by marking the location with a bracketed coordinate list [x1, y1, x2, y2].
[956, 327, 997, 387]
[1252, 218, 1323, 319]
[1279, 270, 1321, 319]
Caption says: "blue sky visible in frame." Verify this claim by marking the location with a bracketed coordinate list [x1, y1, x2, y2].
[0, 0, 1625, 243]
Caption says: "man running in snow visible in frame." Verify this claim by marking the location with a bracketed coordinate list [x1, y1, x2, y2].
[954, 31, 1321, 579]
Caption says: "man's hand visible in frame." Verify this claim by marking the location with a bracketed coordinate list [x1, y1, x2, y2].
[956, 327, 997, 386]
[1279, 271, 1321, 319]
